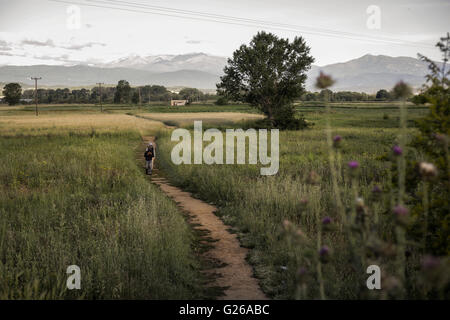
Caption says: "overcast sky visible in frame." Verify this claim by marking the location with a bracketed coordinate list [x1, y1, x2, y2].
[0, 0, 448, 66]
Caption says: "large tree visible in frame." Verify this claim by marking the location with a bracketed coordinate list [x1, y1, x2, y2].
[217, 31, 314, 127]
[114, 80, 131, 104]
[376, 89, 390, 101]
[2, 83, 22, 105]
[178, 87, 204, 103]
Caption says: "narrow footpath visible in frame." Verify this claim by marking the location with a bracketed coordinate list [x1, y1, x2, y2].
[140, 136, 267, 300]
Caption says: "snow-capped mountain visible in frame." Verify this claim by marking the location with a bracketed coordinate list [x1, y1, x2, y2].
[100, 53, 228, 75]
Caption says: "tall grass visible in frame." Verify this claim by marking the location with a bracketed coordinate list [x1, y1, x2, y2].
[155, 106, 448, 299]
[0, 130, 205, 299]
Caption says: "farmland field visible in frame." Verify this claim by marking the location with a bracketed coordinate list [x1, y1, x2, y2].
[0, 109, 206, 299]
[154, 103, 439, 299]
[0, 102, 446, 299]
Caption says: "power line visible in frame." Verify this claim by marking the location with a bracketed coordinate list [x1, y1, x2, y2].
[96, 0, 434, 48]
[50, 0, 435, 49]
[31, 77, 41, 116]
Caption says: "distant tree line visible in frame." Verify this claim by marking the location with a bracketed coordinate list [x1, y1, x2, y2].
[3, 80, 215, 105]
[2, 80, 426, 106]
[299, 88, 418, 102]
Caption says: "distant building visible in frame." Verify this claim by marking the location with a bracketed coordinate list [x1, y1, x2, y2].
[170, 99, 187, 106]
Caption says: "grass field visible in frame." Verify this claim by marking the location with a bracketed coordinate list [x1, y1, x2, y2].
[1, 103, 257, 115]
[154, 104, 443, 299]
[0, 111, 207, 299]
[0, 102, 445, 299]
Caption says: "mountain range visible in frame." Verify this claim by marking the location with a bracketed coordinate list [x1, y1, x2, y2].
[0, 53, 433, 93]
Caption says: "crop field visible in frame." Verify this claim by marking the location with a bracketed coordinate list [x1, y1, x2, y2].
[0, 113, 164, 136]
[137, 112, 264, 127]
[0, 110, 206, 299]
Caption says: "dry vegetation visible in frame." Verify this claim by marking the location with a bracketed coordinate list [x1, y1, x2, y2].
[0, 113, 164, 136]
[137, 112, 264, 127]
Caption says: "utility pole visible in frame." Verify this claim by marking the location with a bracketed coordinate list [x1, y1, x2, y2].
[96, 82, 104, 112]
[31, 77, 41, 116]
[138, 86, 142, 109]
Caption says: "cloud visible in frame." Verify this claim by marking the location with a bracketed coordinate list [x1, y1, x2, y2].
[62, 42, 106, 50]
[0, 39, 13, 51]
[21, 39, 55, 47]
[0, 51, 26, 57]
[20, 38, 106, 50]
[32, 54, 77, 63]
[186, 40, 203, 44]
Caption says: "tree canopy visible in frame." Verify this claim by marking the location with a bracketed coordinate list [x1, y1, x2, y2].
[178, 87, 204, 103]
[376, 89, 390, 100]
[114, 80, 131, 103]
[217, 31, 314, 128]
[2, 83, 22, 105]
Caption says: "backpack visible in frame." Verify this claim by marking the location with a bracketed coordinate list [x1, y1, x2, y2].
[145, 147, 154, 159]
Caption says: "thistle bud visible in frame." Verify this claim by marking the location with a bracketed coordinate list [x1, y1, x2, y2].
[371, 185, 383, 201]
[347, 161, 359, 170]
[393, 205, 409, 226]
[332, 135, 342, 148]
[392, 145, 403, 156]
[392, 81, 412, 100]
[355, 197, 365, 209]
[419, 162, 438, 180]
[322, 216, 334, 232]
[372, 185, 382, 194]
[283, 219, 292, 230]
[315, 72, 335, 89]
[307, 171, 321, 185]
[322, 216, 332, 225]
[297, 267, 308, 284]
[319, 245, 331, 263]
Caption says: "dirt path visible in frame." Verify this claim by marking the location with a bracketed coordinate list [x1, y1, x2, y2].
[140, 136, 267, 300]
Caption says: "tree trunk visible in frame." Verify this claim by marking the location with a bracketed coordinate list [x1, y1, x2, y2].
[266, 104, 275, 126]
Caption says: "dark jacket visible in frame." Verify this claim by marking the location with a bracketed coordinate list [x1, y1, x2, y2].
[144, 146, 154, 160]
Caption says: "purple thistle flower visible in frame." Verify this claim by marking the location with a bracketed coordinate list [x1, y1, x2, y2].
[297, 267, 308, 283]
[393, 205, 409, 226]
[319, 246, 330, 256]
[332, 135, 342, 148]
[319, 246, 331, 263]
[297, 267, 307, 276]
[392, 145, 403, 156]
[393, 205, 409, 217]
[372, 185, 382, 193]
[322, 217, 332, 225]
[421, 255, 440, 270]
[433, 133, 448, 144]
[347, 161, 359, 170]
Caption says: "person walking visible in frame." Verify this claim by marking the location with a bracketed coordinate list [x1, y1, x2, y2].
[144, 142, 155, 175]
